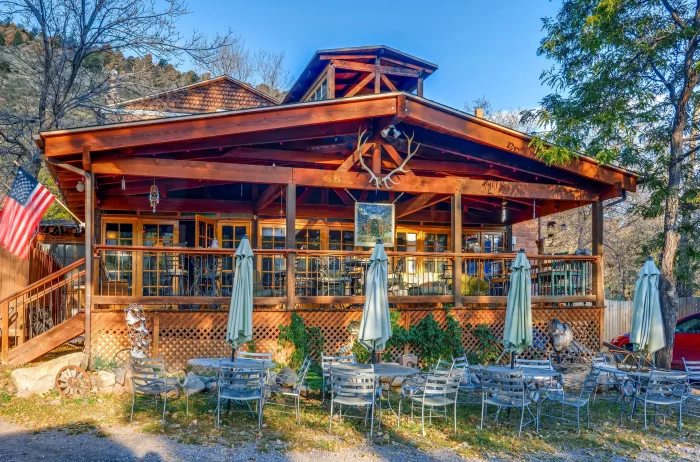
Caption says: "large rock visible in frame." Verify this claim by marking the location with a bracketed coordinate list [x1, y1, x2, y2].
[11, 352, 84, 397]
[185, 372, 205, 395]
[91, 370, 117, 393]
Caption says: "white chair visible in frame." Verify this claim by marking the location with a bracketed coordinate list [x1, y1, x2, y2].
[398, 368, 463, 436]
[216, 362, 266, 429]
[328, 364, 378, 437]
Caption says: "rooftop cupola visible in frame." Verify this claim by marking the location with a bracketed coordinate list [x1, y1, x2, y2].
[283, 46, 438, 103]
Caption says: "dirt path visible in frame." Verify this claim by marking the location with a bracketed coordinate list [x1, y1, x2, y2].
[0, 417, 470, 462]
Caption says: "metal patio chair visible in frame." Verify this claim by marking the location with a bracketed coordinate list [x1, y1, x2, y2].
[516, 357, 560, 390]
[216, 362, 266, 429]
[400, 357, 455, 413]
[479, 369, 537, 437]
[537, 366, 601, 434]
[631, 371, 688, 431]
[130, 357, 184, 423]
[453, 355, 482, 404]
[266, 357, 312, 425]
[683, 358, 700, 418]
[321, 354, 356, 402]
[328, 364, 378, 437]
[398, 368, 463, 436]
[237, 350, 273, 362]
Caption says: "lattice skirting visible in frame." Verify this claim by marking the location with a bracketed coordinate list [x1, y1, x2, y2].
[90, 307, 602, 369]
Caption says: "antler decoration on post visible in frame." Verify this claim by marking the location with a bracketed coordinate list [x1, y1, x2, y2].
[356, 128, 383, 189]
[355, 128, 420, 190]
[382, 131, 419, 189]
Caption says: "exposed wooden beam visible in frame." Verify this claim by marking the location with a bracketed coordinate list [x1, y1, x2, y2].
[254, 185, 283, 213]
[91, 156, 600, 201]
[331, 59, 422, 78]
[43, 96, 398, 157]
[337, 141, 373, 172]
[100, 196, 252, 213]
[344, 72, 375, 98]
[382, 142, 415, 176]
[403, 98, 636, 190]
[395, 193, 449, 218]
[333, 188, 355, 206]
[82, 145, 91, 172]
[380, 73, 397, 91]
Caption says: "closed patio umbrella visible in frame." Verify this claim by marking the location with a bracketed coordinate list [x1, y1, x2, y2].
[358, 240, 392, 364]
[630, 257, 665, 354]
[226, 235, 254, 359]
[503, 250, 533, 366]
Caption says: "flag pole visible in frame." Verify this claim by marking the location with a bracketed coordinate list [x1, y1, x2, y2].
[9, 160, 84, 225]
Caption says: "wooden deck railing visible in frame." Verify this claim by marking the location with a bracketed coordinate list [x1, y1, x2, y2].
[93, 245, 599, 310]
[1, 258, 86, 363]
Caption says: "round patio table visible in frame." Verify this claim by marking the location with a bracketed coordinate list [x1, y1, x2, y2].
[187, 357, 274, 370]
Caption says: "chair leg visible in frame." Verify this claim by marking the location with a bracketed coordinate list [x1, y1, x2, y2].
[519, 404, 525, 437]
[162, 391, 167, 424]
[397, 398, 402, 429]
[130, 392, 136, 422]
[421, 404, 426, 437]
[576, 406, 581, 435]
[258, 398, 263, 431]
[643, 401, 648, 430]
[453, 403, 457, 434]
[678, 402, 683, 433]
[370, 401, 375, 438]
[217, 397, 221, 428]
[480, 400, 486, 430]
[329, 399, 334, 435]
[587, 401, 591, 429]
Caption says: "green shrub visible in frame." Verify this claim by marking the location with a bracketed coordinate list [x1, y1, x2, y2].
[11, 31, 24, 46]
[465, 323, 501, 365]
[278, 313, 324, 370]
[92, 355, 117, 371]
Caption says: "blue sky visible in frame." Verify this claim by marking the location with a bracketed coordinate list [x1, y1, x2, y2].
[176, 0, 561, 111]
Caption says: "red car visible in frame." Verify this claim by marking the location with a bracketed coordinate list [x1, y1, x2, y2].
[610, 311, 700, 369]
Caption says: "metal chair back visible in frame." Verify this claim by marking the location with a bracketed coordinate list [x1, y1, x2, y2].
[131, 357, 167, 390]
[452, 355, 468, 371]
[421, 368, 462, 401]
[577, 367, 601, 401]
[329, 364, 376, 399]
[297, 356, 312, 388]
[238, 351, 272, 362]
[435, 358, 454, 371]
[217, 363, 265, 400]
[515, 358, 553, 370]
[683, 358, 700, 386]
[480, 369, 527, 402]
[645, 371, 688, 403]
[321, 354, 356, 401]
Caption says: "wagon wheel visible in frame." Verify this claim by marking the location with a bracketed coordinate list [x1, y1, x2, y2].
[55, 365, 91, 398]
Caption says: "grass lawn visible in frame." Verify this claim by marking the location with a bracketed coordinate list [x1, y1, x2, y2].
[1, 364, 698, 460]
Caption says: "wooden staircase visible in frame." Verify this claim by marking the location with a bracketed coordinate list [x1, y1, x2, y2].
[1, 258, 86, 365]
[5, 313, 85, 366]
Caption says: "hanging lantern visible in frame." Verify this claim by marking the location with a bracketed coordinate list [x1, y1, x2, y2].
[501, 200, 507, 223]
[121, 176, 126, 190]
[149, 180, 159, 212]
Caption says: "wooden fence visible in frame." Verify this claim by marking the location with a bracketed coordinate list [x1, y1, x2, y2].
[603, 297, 700, 342]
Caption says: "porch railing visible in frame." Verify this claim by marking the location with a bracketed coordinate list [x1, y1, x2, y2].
[1, 258, 86, 363]
[93, 245, 598, 309]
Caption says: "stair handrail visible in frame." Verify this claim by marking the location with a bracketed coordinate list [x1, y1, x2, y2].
[0, 257, 86, 305]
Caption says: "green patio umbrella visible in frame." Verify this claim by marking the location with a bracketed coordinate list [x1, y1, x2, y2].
[503, 250, 533, 366]
[226, 235, 254, 359]
[358, 240, 392, 364]
[630, 257, 665, 353]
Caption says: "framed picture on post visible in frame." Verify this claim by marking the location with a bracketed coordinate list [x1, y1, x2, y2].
[354, 202, 395, 247]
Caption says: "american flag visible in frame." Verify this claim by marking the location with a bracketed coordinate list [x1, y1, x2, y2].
[0, 167, 55, 258]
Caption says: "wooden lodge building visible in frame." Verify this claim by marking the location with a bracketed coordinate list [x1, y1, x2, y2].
[1, 46, 638, 367]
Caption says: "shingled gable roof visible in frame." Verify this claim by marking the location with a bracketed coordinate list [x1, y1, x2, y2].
[112, 75, 280, 115]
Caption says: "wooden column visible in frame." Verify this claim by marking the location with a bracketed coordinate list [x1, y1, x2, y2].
[451, 193, 463, 308]
[371, 120, 382, 175]
[251, 185, 259, 249]
[285, 184, 296, 311]
[417, 74, 424, 97]
[1, 301, 8, 364]
[591, 200, 604, 347]
[374, 58, 381, 94]
[83, 145, 94, 358]
[327, 64, 336, 99]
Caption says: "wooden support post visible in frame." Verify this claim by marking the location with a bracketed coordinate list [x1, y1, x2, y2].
[403, 311, 411, 355]
[285, 184, 296, 311]
[251, 185, 259, 249]
[417, 74, 424, 97]
[83, 145, 94, 360]
[374, 58, 381, 94]
[328, 63, 335, 99]
[371, 120, 382, 175]
[1, 301, 8, 364]
[452, 194, 463, 308]
[152, 313, 160, 357]
[591, 200, 604, 347]
[16, 303, 24, 346]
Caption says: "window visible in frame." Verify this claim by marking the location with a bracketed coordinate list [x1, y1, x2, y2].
[308, 79, 328, 102]
[396, 232, 418, 276]
[219, 223, 250, 297]
[295, 229, 321, 296]
[676, 316, 700, 334]
[141, 222, 175, 296]
[104, 222, 134, 295]
[329, 229, 354, 251]
[424, 233, 448, 273]
[260, 226, 286, 294]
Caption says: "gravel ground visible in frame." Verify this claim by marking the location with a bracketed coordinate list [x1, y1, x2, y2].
[1, 416, 699, 461]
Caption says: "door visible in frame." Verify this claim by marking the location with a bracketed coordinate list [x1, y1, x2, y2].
[140, 220, 178, 296]
[673, 313, 700, 368]
[195, 215, 217, 248]
[217, 221, 251, 297]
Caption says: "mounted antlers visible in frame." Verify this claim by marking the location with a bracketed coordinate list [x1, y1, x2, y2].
[382, 132, 419, 188]
[354, 128, 420, 190]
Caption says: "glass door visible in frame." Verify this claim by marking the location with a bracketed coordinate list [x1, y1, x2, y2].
[218, 221, 250, 297]
[260, 225, 286, 296]
[103, 220, 135, 295]
[195, 215, 217, 248]
[295, 228, 322, 296]
[141, 221, 177, 296]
